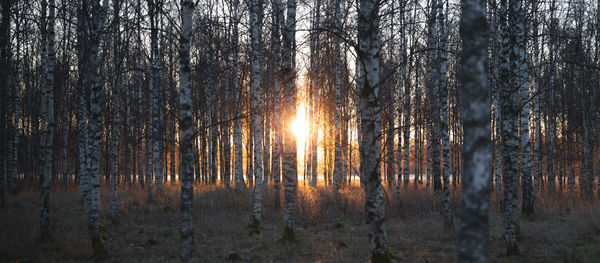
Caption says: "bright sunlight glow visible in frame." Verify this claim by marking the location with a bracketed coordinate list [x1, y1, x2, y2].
[293, 102, 308, 172]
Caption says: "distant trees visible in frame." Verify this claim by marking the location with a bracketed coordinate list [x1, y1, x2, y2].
[0, 0, 599, 260]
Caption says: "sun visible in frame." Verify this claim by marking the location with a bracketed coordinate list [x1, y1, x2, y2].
[291, 102, 309, 161]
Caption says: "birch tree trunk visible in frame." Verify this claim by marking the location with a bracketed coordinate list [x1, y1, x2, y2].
[110, 0, 122, 222]
[357, 0, 391, 259]
[281, 0, 297, 241]
[457, 1, 491, 261]
[331, 0, 342, 194]
[513, 0, 533, 215]
[76, 0, 90, 215]
[85, 0, 108, 258]
[395, 1, 406, 201]
[546, 0, 556, 194]
[146, 79, 154, 198]
[40, 0, 56, 240]
[149, 0, 162, 194]
[231, 0, 244, 191]
[531, 0, 541, 199]
[0, 0, 12, 206]
[249, 0, 265, 229]
[437, 0, 452, 227]
[179, 0, 195, 260]
[499, 0, 519, 254]
[8, 11, 19, 195]
[427, 0, 441, 192]
[402, 19, 410, 188]
[271, 0, 284, 206]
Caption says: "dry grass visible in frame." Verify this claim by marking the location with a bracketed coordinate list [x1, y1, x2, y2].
[1, 180, 600, 262]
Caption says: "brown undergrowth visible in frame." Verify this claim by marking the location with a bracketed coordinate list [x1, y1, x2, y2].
[1, 180, 599, 262]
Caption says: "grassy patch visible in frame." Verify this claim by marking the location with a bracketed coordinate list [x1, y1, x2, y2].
[0, 181, 599, 262]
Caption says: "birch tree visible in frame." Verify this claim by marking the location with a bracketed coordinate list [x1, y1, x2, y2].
[0, 0, 11, 207]
[427, 0, 441, 192]
[357, 0, 391, 259]
[149, 0, 163, 195]
[232, 0, 244, 191]
[179, 0, 195, 260]
[499, 0, 519, 255]
[437, 0, 452, 227]
[83, 0, 108, 258]
[513, 0, 533, 216]
[331, 0, 342, 194]
[249, 0, 265, 231]
[76, 0, 90, 220]
[281, 0, 297, 240]
[270, 0, 284, 206]
[40, 0, 56, 241]
[457, 0, 490, 261]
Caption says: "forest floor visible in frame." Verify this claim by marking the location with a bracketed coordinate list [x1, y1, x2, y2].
[1, 180, 600, 263]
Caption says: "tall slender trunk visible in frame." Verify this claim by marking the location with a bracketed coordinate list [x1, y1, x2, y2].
[281, 0, 297, 240]
[40, 0, 56, 240]
[437, 0, 452, 227]
[395, 0, 407, 201]
[331, 0, 342, 194]
[179, 0, 195, 260]
[149, 0, 162, 194]
[271, 0, 284, 206]
[249, 0, 265, 225]
[85, 0, 108, 258]
[499, 0, 519, 254]
[546, 0, 556, 194]
[427, 0, 441, 192]
[110, 0, 122, 222]
[458, 1, 491, 261]
[357, 0, 390, 259]
[531, 0, 541, 199]
[0, 0, 14, 203]
[514, 0, 533, 215]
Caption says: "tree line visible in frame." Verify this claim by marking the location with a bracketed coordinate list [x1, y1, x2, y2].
[0, 0, 599, 261]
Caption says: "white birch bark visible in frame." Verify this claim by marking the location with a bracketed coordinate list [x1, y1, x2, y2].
[249, 0, 265, 225]
[281, 0, 298, 239]
[85, 0, 108, 258]
[271, 0, 284, 206]
[513, 0, 532, 215]
[0, 0, 10, 206]
[146, 84, 154, 198]
[402, 17, 410, 187]
[437, 0, 452, 227]
[332, 0, 342, 194]
[427, 0, 441, 192]
[179, 0, 195, 260]
[149, 0, 162, 194]
[395, 2, 406, 201]
[231, 0, 244, 191]
[110, 0, 122, 221]
[532, 0, 541, 197]
[457, 1, 491, 261]
[358, 0, 390, 259]
[76, 0, 89, 213]
[499, 0, 519, 254]
[40, 0, 56, 239]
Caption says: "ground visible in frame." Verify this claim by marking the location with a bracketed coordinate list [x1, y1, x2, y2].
[1, 181, 600, 262]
